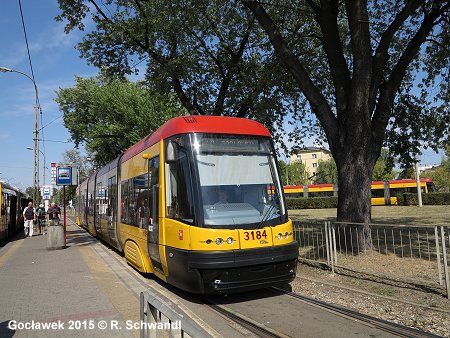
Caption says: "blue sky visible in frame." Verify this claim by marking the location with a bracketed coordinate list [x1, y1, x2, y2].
[0, 0, 97, 191]
[0, 1, 445, 192]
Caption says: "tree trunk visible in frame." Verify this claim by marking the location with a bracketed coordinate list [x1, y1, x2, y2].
[336, 147, 375, 252]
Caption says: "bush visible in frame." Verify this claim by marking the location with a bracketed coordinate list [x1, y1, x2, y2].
[397, 192, 450, 206]
[286, 197, 338, 209]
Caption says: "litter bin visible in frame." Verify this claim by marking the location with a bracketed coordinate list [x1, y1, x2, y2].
[46, 218, 65, 250]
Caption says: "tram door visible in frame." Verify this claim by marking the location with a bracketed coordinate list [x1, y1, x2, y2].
[8, 195, 17, 237]
[147, 157, 162, 272]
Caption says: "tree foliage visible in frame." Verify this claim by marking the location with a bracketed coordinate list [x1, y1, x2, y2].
[371, 149, 396, 181]
[279, 160, 309, 185]
[55, 76, 185, 165]
[288, 161, 310, 185]
[315, 159, 338, 184]
[55, 0, 300, 148]
[421, 146, 450, 191]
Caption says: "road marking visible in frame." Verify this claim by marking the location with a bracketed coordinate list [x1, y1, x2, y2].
[0, 238, 25, 268]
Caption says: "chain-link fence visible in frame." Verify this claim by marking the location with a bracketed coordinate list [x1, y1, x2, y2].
[294, 221, 450, 299]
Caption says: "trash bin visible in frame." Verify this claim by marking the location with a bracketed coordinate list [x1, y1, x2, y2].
[46, 219, 65, 250]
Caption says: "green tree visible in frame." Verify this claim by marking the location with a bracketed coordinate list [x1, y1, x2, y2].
[55, 0, 297, 146]
[315, 159, 338, 184]
[371, 149, 395, 181]
[55, 76, 185, 165]
[288, 161, 310, 185]
[279, 160, 289, 185]
[398, 167, 416, 180]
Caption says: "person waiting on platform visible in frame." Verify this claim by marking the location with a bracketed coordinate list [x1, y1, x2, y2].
[22, 201, 36, 237]
[47, 202, 61, 226]
[36, 204, 46, 235]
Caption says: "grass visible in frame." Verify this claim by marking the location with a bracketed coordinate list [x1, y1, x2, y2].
[289, 205, 450, 226]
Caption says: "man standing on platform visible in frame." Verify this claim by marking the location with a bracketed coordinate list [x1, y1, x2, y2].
[47, 202, 61, 226]
[22, 201, 36, 237]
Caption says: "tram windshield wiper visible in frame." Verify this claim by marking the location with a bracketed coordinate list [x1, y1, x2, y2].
[256, 195, 277, 229]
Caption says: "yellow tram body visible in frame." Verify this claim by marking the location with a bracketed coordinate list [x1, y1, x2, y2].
[75, 116, 298, 293]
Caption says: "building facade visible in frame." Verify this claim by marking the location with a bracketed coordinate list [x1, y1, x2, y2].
[290, 147, 332, 177]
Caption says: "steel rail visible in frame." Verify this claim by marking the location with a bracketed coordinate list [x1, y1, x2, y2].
[200, 297, 289, 338]
[271, 287, 442, 338]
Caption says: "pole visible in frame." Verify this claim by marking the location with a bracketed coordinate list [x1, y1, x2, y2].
[415, 160, 423, 207]
[63, 185, 66, 244]
[34, 102, 39, 206]
[0, 67, 40, 205]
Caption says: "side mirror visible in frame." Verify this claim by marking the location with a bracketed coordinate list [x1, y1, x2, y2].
[166, 140, 178, 163]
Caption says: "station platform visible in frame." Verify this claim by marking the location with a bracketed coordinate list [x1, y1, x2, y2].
[0, 222, 140, 338]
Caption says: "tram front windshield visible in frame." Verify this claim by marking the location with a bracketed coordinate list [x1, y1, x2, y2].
[192, 134, 286, 229]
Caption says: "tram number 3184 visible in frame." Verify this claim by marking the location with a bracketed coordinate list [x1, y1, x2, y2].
[243, 230, 267, 241]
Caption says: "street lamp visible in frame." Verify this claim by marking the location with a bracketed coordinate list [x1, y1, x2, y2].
[0, 66, 40, 205]
[26, 147, 47, 186]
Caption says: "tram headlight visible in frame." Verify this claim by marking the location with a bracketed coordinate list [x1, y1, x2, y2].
[285, 232, 289, 238]
[277, 233, 283, 240]
[215, 238, 224, 245]
[226, 237, 234, 245]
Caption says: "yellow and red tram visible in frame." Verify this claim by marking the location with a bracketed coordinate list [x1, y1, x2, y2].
[76, 116, 298, 293]
[284, 178, 436, 205]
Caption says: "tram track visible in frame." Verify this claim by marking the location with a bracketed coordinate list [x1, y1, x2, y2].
[270, 287, 442, 338]
[200, 296, 290, 338]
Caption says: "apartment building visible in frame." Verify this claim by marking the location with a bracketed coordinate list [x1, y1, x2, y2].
[290, 147, 332, 177]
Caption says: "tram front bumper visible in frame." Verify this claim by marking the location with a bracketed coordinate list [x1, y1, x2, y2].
[165, 241, 299, 293]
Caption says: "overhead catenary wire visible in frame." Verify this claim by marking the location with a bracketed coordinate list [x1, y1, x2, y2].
[18, 0, 47, 187]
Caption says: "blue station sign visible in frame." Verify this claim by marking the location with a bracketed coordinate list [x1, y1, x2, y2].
[56, 166, 73, 186]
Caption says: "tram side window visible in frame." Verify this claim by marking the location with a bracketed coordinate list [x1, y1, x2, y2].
[88, 192, 94, 216]
[371, 189, 384, 198]
[427, 182, 436, 192]
[107, 176, 116, 224]
[120, 159, 159, 228]
[1, 193, 6, 230]
[165, 145, 194, 224]
[121, 179, 139, 227]
[309, 191, 334, 198]
[120, 181, 130, 224]
[389, 188, 402, 197]
[96, 183, 107, 221]
[148, 157, 159, 225]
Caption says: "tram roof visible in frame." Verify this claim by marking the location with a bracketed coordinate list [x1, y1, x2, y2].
[122, 115, 271, 163]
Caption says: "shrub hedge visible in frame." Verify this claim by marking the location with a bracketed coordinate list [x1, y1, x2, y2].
[286, 197, 338, 209]
[396, 192, 450, 206]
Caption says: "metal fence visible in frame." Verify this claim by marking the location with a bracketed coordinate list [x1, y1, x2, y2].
[294, 221, 450, 299]
[140, 291, 211, 338]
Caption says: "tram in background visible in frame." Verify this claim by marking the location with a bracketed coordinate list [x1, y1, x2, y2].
[0, 181, 28, 241]
[75, 116, 298, 293]
[283, 178, 436, 205]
